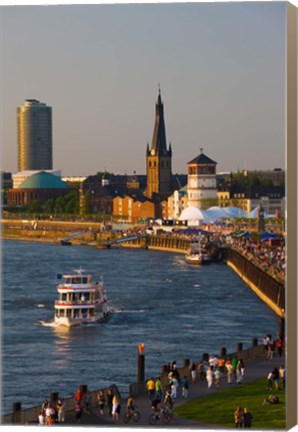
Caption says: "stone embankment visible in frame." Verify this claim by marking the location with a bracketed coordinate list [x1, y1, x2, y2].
[2, 337, 276, 425]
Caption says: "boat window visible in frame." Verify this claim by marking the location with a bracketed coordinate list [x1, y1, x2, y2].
[82, 310, 87, 318]
[82, 277, 88, 284]
[74, 310, 79, 318]
[65, 278, 71, 284]
[66, 309, 71, 317]
[60, 310, 65, 317]
[90, 309, 94, 316]
[61, 293, 67, 301]
[85, 293, 90, 301]
[55, 310, 59, 317]
[72, 277, 80, 284]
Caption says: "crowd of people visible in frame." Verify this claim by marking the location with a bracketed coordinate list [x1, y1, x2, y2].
[231, 236, 286, 279]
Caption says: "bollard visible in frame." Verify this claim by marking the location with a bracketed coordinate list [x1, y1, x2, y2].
[50, 392, 59, 403]
[161, 365, 168, 374]
[202, 353, 209, 362]
[220, 347, 227, 357]
[237, 343, 243, 352]
[80, 385, 88, 394]
[138, 354, 145, 383]
[12, 402, 22, 424]
[252, 338, 258, 347]
[183, 359, 190, 367]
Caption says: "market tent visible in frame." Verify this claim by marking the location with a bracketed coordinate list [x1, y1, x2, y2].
[179, 206, 206, 221]
[223, 206, 248, 218]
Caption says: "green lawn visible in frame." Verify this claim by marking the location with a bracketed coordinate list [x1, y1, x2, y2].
[175, 378, 286, 429]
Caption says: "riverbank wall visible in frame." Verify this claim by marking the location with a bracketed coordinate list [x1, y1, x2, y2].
[2, 337, 269, 425]
[226, 249, 285, 319]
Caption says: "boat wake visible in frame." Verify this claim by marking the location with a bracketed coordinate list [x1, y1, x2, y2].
[38, 320, 57, 328]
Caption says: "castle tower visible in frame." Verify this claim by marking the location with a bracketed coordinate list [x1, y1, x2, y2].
[144, 88, 172, 200]
[187, 149, 217, 209]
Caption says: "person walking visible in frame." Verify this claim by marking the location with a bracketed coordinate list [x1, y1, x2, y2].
[170, 376, 179, 400]
[112, 394, 120, 421]
[206, 367, 213, 389]
[243, 407, 253, 428]
[107, 389, 113, 416]
[155, 377, 163, 401]
[190, 362, 197, 383]
[214, 367, 221, 389]
[75, 401, 82, 424]
[181, 375, 189, 399]
[226, 358, 234, 384]
[97, 390, 105, 416]
[146, 378, 155, 401]
[57, 398, 66, 423]
[234, 405, 243, 428]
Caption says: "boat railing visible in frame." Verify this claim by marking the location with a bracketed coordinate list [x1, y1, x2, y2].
[55, 300, 93, 305]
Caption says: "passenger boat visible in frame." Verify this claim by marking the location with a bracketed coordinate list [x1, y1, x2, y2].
[54, 268, 109, 327]
[185, 251, 210, 265]
[185, 235, 211, 265]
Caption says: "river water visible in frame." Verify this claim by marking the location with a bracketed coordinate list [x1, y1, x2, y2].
[2, 240, 278, 413]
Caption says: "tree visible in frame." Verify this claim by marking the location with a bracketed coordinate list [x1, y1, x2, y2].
[25, 200, 43, 213]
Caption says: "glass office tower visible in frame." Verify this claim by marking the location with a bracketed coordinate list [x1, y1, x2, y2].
[17, 99, 53, 171]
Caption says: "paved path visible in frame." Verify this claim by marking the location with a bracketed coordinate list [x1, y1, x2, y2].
[64, 353, 285, 428]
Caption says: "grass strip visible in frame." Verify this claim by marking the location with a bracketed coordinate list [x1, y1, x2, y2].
[175, 378, 286, 429]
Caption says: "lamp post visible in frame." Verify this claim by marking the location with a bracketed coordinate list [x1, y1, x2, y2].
[138, 343, 145, 383]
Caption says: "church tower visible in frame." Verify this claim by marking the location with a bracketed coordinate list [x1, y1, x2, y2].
[145, 88, 172, 200]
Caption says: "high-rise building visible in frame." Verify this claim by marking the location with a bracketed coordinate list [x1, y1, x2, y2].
[17, 99, 52, 171]
[144, 89, 172, 200]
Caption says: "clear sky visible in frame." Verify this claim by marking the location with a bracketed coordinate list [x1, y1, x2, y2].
[1, 1, 287, 176]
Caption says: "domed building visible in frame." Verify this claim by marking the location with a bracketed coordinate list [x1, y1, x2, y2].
[7, 171, 70, 206]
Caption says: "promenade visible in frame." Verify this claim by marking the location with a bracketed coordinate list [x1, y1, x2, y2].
[64, 353, 285, 428]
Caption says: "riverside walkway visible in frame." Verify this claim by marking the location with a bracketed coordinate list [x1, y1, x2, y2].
[64, 353, 285, 428]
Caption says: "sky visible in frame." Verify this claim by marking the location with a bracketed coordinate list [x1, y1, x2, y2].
[0, 1, 288, 176]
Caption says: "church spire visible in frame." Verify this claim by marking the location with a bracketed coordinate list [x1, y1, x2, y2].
[151, 87, 168, 155]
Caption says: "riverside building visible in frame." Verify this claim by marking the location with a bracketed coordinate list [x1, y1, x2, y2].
[17, 99, 53, 171]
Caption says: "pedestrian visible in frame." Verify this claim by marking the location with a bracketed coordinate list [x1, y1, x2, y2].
[218, 356, 226, 376]
[75, 401, 82, 424]
[236, 360, 244, 384]
[112, 394, 120, 421]
[107, 389, 113, 416]
[181, 375, 189, 399]
[155, 376, 163, 401]
[279, 365, 286, 389]
[38, 409, 45, 425]
[243, 407, 252, 428]
[57, 398, 66, 423]
[198, 361, 206, 381]
[206, 367, 213, 389]
[267, 371, 273, 390]
[276, 338, 283, 357]
[146, 377, 155, 401]
[234, 405, 243, 428]
[267, 337, 275, 360]
[75, 387, 83, 403]
[164, 390, 173, 410]
[231, 355, 238, 380]
[84, 390, 92, 415]
[190, 362, 197, 383]
[214, 367, 221, 389]
[97, 390, 105, 415]
[170, 376, 179, 400]
[226, 358, 234, 384]
[271, 367, 280, 390]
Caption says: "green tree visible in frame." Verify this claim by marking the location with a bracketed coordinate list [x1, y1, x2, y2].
[81, 191, 92, 215]
[25, 200, 43, 213]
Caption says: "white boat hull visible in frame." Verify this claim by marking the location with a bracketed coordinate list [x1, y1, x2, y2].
[55, 311, 110, 327]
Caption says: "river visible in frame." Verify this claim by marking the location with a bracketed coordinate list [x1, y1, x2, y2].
[2, 240, 278, 413]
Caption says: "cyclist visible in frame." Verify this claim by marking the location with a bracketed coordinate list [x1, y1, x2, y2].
[164, 390, 173, 410]
[126, 396, 135, 415]
[151, 397, 161, 417]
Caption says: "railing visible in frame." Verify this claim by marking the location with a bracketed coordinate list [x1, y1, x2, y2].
[55, 300, 93, 306]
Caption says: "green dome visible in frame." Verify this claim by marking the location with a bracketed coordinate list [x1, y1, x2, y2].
[19, 172, 69, 189]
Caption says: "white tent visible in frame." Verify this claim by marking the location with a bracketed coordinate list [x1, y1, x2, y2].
[179, 206, 206, 224]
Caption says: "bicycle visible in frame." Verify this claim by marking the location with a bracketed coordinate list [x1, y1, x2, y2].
[148, 407, 173, 425]
[123, 409, 141, 423]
